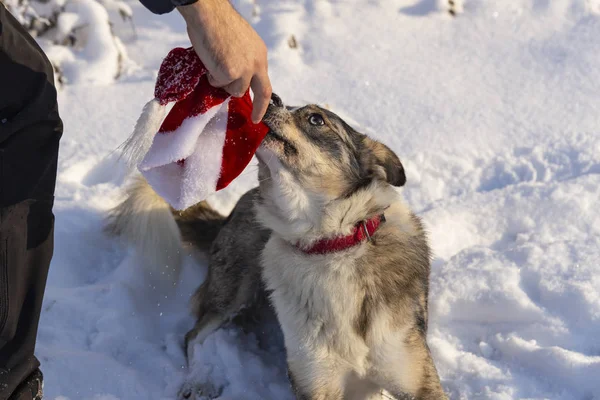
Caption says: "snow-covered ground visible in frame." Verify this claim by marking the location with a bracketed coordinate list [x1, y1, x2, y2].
[33, 0, 600, 399]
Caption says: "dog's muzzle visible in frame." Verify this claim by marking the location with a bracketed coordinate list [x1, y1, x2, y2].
[264, 93, 285, 126]
[270, 92, 284, 108]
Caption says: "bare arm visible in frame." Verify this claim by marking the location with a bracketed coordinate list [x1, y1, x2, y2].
[178, 0, 272, 123]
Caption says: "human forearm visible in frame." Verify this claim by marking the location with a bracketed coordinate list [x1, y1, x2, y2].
[178, 0, 272, 123]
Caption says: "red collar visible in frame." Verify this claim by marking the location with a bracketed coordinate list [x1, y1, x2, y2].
[297, 214, 386, 255]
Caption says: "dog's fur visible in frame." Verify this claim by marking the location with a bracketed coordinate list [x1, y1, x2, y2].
[107, 97, 447, 400]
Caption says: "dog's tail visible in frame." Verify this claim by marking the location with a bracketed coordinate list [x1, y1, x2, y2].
[172, 197, 225, 253]
[105, 175, 225, 285]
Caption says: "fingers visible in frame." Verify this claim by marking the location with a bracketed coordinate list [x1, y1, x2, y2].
[209, 69, 272, 124]
[206, 72, 225, 88]
[223, 74, 252, 98]
[250, 70, 272, 124]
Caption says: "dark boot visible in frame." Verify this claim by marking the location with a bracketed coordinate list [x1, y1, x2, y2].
[8, 370, 43, 400]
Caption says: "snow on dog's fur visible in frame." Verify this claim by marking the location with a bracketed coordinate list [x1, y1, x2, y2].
[107, 94, 447, 399]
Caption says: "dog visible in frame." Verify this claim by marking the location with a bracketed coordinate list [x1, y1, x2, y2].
[107, 93, 447, 400]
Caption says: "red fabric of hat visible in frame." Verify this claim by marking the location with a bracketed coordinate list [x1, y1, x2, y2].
[120, 47, 269, 210]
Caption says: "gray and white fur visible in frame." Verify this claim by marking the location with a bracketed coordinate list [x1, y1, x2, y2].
[106, 94, 447, 400]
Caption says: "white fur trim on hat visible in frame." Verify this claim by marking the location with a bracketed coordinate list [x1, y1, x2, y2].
[120, 98, 167, 170]
[141, 99, 229, 210]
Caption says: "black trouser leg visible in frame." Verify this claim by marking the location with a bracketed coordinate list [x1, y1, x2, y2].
[0, 5, 63, 400]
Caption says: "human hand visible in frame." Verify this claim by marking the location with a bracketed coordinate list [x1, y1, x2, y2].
[178, 0, 272, 124]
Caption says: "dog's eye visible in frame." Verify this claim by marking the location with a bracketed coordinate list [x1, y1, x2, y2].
[308, 114, 325, 126]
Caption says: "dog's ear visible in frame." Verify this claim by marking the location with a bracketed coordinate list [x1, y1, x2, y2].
[364, 138, 406, 187]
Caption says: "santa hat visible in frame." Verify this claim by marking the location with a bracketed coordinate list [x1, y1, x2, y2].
[120, 47, 269, 210]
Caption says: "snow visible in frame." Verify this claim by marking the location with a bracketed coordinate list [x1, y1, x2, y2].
[31, 0, 600, 399]
[5, 0, 133, 86]
[57, 0, 128, 84]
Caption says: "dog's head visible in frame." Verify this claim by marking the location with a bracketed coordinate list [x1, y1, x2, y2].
[255, 93, 406, 243]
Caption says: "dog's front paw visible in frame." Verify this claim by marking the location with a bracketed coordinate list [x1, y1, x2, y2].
[178, 381, 195, 400]
[178, 381, 223, 400]
[198, 381, 223, 399]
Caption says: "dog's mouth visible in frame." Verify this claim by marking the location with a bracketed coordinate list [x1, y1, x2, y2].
[266, 128, 290, 147]
[259, 93, 298, 159]
[261, 109, 297, 158]
[260, 129, 298, 160]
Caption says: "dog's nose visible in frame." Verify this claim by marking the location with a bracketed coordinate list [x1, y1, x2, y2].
[270, 93, 284, 108]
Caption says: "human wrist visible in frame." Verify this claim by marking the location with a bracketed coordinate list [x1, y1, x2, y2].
[177, 0, 231, 26]
[171, 0, 198, 9]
